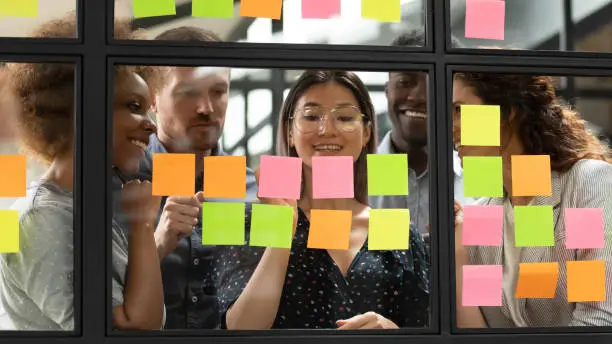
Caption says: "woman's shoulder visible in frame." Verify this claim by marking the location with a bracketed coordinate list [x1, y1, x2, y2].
[11, 180, 73, 233]
[563, 159, 612, 182]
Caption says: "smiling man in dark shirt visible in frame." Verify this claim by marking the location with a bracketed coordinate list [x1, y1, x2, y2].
[113, 27, 257, 329]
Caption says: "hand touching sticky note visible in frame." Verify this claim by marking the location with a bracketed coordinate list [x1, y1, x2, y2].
[511, 155, 552, 196]
[152, 153, 195, 196]
[202, 202, 245, 245]
[307, 209, 351, 250]
[462, 205, 503, 246]
[465, 0, 506, 40]
[368, 209, 410, 250]
[460, 105, 501, 146]
[462, 265, 503, 306]
[0, 0, 38, 17]
[567, 260, 606, 302]
[515, 262, 559, 298]
[302, 0, 341, 19]
[192, 0, 234, 18]
[0, 210, 19, 253]
[361, 0, 401, 22]
[132, 0, 176, 18]
[565, 208, 605, 249]
[462, 156, 504, 198]
[367, 154, 408, 196]
[258, 155, 302, 199]
[249, 204, 294, 248]
[239, 0, 282, 19]
[203, 156, 247, 199]
[0, 155, 26, 197]
[514, 205, 554, 247]
[312, 156, 354, 199]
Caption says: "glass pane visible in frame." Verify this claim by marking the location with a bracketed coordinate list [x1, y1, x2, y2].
[450, 0, 612, 53]
[0, 61, 77, 331]
[114, 0, 427, 48]
[451, 72, 612, 329]
[110, 65, 433, 332]
[0, 0, 78, 39]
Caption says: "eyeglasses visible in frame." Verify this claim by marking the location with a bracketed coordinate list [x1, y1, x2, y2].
[290, 105, 368, 133]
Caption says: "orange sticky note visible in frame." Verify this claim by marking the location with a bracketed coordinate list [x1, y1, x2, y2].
[203, 156, 246, 198]
[567, 260, 606, 302]
[239, 0, 282, 19]
[152, 153, 195, 196]
[515, 262, 559, 298]
[0, 155, 26, 197]
[307, 209, 351, 250]
[511, 155, 552, 196]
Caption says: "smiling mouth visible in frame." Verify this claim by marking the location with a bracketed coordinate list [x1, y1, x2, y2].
[313, 144, 342, 152]
[399, 110, 427, 119]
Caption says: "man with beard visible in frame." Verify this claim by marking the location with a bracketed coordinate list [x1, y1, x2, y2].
[369, 30, 472, 244]
[113, 27, 257, 329]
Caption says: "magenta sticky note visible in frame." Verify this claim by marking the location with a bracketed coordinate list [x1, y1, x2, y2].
[565, 208, 605, 249]
[258, 155, 303, 200]
[312, 156, 354, 199]
[465, 0, 505, 41]
[462, 205, 503, 246]
[462, 265, 503, 306]
[302, 0, 341, 19]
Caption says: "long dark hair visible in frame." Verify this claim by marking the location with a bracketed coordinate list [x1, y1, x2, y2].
[276, 70, 378, 204]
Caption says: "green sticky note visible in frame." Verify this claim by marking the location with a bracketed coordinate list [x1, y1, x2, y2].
[192, 0, 234, 18]
[367, 154, 408, 196]
[463, 156, 504, 197]
[460, 105, 501, 146]
[361, 0, 401, 22]
[249, 204, 294, 248]
[132, 0, 176, 18]
[368, 209, 410, 250]
[0, 0, 38, 17]
[515, 206, 554, 247]
[0, 210, 19, 253]
[202, 202, 245, 245]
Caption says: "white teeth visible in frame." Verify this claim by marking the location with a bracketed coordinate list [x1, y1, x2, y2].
[130, 140, 147, 150]
[404, 111, 427, 119]
[314, 145, 342, 151]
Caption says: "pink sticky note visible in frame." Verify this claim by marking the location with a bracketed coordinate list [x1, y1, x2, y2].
[462, 265, 503, 306]
[465, 0, 505, 40]
[565, 208, 605, 249]
[312, 156, 354, 199]
[462, 205, 503, 246]
[258, 155, 303, 200]
[301, 0, 341, 19]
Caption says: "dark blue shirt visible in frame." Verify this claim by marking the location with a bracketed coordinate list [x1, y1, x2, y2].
[113, 134, 258, 329]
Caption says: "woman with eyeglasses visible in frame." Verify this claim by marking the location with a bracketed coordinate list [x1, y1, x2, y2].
[216, 70, 429, 330]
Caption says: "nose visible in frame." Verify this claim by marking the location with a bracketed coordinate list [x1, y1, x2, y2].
[197, 95, 214, 114]
[142, 116, 157, 135]
[317, 115, 337, 135]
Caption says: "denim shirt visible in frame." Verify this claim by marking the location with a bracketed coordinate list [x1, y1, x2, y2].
[112, 134, 258, 329]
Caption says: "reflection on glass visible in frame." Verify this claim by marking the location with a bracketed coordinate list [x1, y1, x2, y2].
[0, 59, 76, 331]
[451, 72, 612, 328]
[110, 61, 434, 329]
[115, 0, 427, 47]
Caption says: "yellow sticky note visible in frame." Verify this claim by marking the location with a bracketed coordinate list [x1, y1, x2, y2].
[460, 105, 501, 146]
[361, 0, 401, 22]
[0, 211, 19, 253]
[0, 0, 38, 17]
[368, 209, 410, 250]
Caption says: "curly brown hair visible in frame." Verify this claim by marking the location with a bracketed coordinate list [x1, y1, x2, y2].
[454, 73, 612, 171]
[5, 11, 158, 164]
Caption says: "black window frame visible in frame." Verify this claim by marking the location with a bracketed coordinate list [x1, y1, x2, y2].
[0, 0, 611, 343]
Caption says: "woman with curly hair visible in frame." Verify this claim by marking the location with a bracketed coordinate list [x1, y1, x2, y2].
[0, 13, 165, 331]
[452, 73, 612, 328]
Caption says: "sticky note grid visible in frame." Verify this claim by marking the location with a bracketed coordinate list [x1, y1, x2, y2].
[0, 155, 27, 253]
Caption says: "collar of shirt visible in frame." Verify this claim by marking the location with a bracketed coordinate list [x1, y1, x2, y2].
[377, 130, 464, 179]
